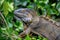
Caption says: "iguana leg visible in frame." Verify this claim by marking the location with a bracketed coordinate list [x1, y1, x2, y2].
[18, 27, 31, 37]
[18, 27, 44, 38]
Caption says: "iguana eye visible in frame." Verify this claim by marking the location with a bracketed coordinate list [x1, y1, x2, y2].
[22, 17, 32, 23]
[26, 13, 32, 18]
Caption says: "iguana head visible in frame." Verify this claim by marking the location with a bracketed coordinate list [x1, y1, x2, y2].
[14, 8, 37, 23]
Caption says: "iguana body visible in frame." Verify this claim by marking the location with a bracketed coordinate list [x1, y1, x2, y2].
[14, 8, 60, 40]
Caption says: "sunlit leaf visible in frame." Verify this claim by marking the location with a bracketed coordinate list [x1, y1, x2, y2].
[25, 34, 31, 40]
[31, 37, 36, 40]
[3, 1, 9, 17]
[39, 0, 49, 4]
[51, 3, 56, 7]
[0, 0, 4, 7]
[8, 2, 14, 12]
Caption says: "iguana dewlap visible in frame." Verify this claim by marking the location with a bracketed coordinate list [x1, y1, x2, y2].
[14, 8, 60, 40]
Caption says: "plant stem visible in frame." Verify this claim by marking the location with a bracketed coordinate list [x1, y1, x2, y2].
[0, 12, 8, 27]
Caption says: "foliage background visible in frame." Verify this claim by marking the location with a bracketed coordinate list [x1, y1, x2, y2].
[0, 0, 60, 40]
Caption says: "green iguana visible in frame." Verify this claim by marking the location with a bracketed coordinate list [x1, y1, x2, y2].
[14, 8, 60, 40]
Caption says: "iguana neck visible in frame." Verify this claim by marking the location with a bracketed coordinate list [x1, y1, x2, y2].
[32, 16, 40, 23]
[24, 16, 39, 26]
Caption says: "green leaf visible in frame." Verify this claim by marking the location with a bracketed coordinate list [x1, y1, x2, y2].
[31, 37, 36, 40]
[39, 0, 49, 4]
[43, 38, 48, 40]
[8, 22, 13, 28]
[14, 20, 23, 32]
[27, 4, 35, 8]
[0, 0, 4, 7]
[56, 2, 60, 13]
[38, 36, 43, 40]
[25, 34, 31, 40]
[17, 38, 22, 40]
[3, 1, 9, 17]
[42, 9, 47, 15]
[8, 2, 14, 12]
[3, 1, 13, 17]
[51, 3, 56, 7]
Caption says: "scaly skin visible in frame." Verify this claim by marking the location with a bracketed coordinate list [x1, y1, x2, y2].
[14, 8, 60, 40]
